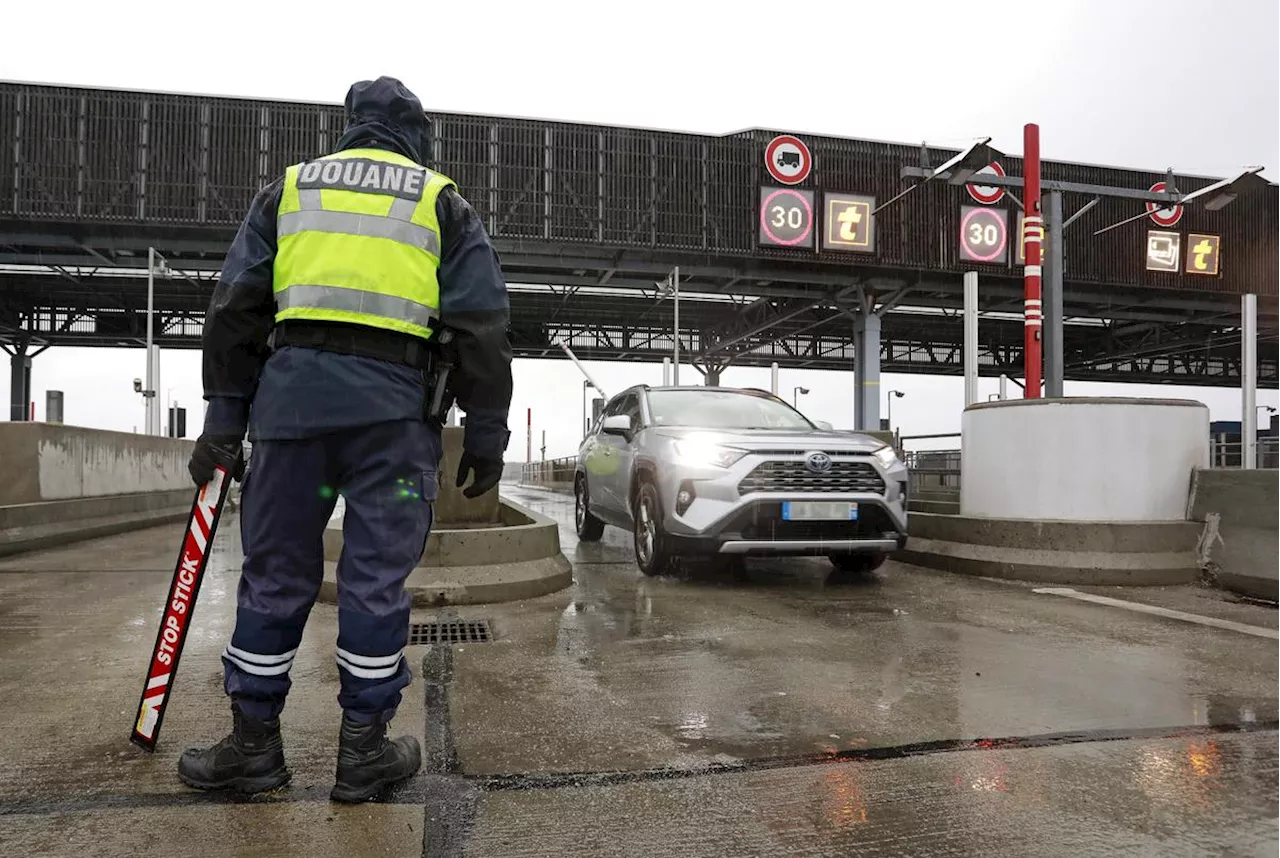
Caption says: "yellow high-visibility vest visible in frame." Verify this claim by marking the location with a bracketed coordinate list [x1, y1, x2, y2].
[273, 147, 456, 341]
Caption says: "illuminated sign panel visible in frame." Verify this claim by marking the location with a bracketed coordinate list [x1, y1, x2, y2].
[959, 206, 1008, 264]
[1145, 231, 1181, 272]
[822, 193, 875, 252]
[1184, 234, 1220, 276]
[759, 186, 815, 249]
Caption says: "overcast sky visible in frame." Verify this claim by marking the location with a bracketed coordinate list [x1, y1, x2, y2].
[2, 0, 1277, 457]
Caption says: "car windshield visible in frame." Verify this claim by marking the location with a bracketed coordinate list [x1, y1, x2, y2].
[646, 389, 814, 430]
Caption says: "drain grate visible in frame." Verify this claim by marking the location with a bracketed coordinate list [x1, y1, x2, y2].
[408, 619, 493, 646]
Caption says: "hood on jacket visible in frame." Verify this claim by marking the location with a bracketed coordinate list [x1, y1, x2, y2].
[334, 76, 430, 164]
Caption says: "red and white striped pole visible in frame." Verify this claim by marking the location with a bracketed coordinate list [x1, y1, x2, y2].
[1022, 123, 1043, 398]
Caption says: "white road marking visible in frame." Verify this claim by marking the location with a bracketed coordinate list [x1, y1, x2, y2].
[1032, 587, 1279, 640]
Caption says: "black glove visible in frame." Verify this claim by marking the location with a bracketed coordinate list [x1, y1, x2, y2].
[189, 435, 246, 486]
[455, 451, 502, 499]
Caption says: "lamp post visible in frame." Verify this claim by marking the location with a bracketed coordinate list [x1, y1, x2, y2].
[582, 379, 594, 436]
[145, 248, 173, 436]
[887, 389, 905, 432]
[793, 386, 809, 408]
[657, 267, 680, 385]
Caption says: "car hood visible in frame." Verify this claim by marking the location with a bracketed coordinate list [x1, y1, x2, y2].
[652, 426, 888, 453]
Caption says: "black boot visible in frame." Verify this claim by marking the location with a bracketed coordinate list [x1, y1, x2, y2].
[176, 704, 291, 794]
[329, 713, 422, 803]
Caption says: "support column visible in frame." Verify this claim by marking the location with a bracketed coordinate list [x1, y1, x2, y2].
[9, 346, 31, 421]
[963, 271, 979, 406]
[854, 312, 881, 431]
[148, 344, 162, 436]
[1043, 190, 1066, 397]
[705, 368, 721, 387]
[1243, 293, 1257, 469]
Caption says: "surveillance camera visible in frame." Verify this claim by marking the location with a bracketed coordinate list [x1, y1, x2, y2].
[133, 378, 142, 392]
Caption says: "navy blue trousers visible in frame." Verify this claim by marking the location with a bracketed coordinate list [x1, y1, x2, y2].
[222, 419, 440, 724]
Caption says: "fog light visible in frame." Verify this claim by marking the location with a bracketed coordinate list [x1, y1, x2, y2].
[675, 481, 696, 516]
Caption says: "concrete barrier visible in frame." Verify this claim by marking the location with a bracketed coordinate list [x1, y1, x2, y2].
[0, 489, 193, 558]
[0, 423, 194, 505]
[0, 424, 197, 556]
[898, 512, 1203, 586]
[436, 426, 500, 524]
[908, 488, 959, 515]
[1188, 469, 1279, 601]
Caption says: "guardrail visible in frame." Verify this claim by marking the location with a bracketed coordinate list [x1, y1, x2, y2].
[521, 457, 577, 487]
[900, 433, 962, 495]
[1210, 436, 1280, 468]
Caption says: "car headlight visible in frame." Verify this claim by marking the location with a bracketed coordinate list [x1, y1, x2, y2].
[671, 438, 747, 469]
[872, 444, 900, 469]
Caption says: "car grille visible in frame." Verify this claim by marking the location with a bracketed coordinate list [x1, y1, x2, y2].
[738, 460, 886, 496]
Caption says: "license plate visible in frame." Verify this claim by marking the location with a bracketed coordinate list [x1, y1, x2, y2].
[781, 501, 859, 521]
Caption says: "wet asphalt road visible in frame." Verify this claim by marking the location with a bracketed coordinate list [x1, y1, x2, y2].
[0, 483, 1276, 857]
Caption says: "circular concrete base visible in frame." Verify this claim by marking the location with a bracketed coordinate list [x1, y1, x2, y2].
[320, 555, 572, 607]
[318, 497, 573, 606]
[896, 512, 1204, 586]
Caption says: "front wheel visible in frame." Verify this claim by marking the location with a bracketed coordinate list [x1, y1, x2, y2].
[633, 481, 677, 577]
[575, 476, 605, 542]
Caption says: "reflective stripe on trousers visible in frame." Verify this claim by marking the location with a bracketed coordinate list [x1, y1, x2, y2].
[275, 284, 439, 331]
[335, 647, 404, 680]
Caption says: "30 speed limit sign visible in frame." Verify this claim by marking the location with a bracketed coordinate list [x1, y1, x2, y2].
[959, 206, 1009, 264]
[759, 186, 815, 249]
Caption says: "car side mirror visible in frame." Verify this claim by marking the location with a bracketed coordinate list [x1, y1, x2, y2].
[815, 420, 833, 431]
[601, 414, 632, 436]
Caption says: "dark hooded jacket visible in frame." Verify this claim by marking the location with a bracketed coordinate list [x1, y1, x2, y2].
[200, 77, 512, 466]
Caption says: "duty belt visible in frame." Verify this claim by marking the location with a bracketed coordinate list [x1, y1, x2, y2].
[270, 321, 435, 371]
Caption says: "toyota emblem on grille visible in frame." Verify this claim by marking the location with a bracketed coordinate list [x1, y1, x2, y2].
[805, 451, 832, 474]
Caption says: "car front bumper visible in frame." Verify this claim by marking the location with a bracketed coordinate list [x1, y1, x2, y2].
[656, 453, 910, 557]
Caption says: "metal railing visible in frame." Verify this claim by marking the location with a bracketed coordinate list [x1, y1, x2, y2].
[1209, 436, 1280, 468]
[900, 433, 962, 496]
[520, 456, 577, 487]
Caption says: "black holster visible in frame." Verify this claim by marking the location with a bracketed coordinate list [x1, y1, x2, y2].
[423, 328, 458, 426]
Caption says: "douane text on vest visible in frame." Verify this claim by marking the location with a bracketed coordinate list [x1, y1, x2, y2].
[297, 157, 427, 201]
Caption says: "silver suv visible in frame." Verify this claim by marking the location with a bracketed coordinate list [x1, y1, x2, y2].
[573, 385, 909, 581]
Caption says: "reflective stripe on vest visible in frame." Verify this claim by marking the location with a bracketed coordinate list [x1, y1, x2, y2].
[272, 148, 455, 342]
[275, 284, 439, 331]
[277, 209, 441, 256]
